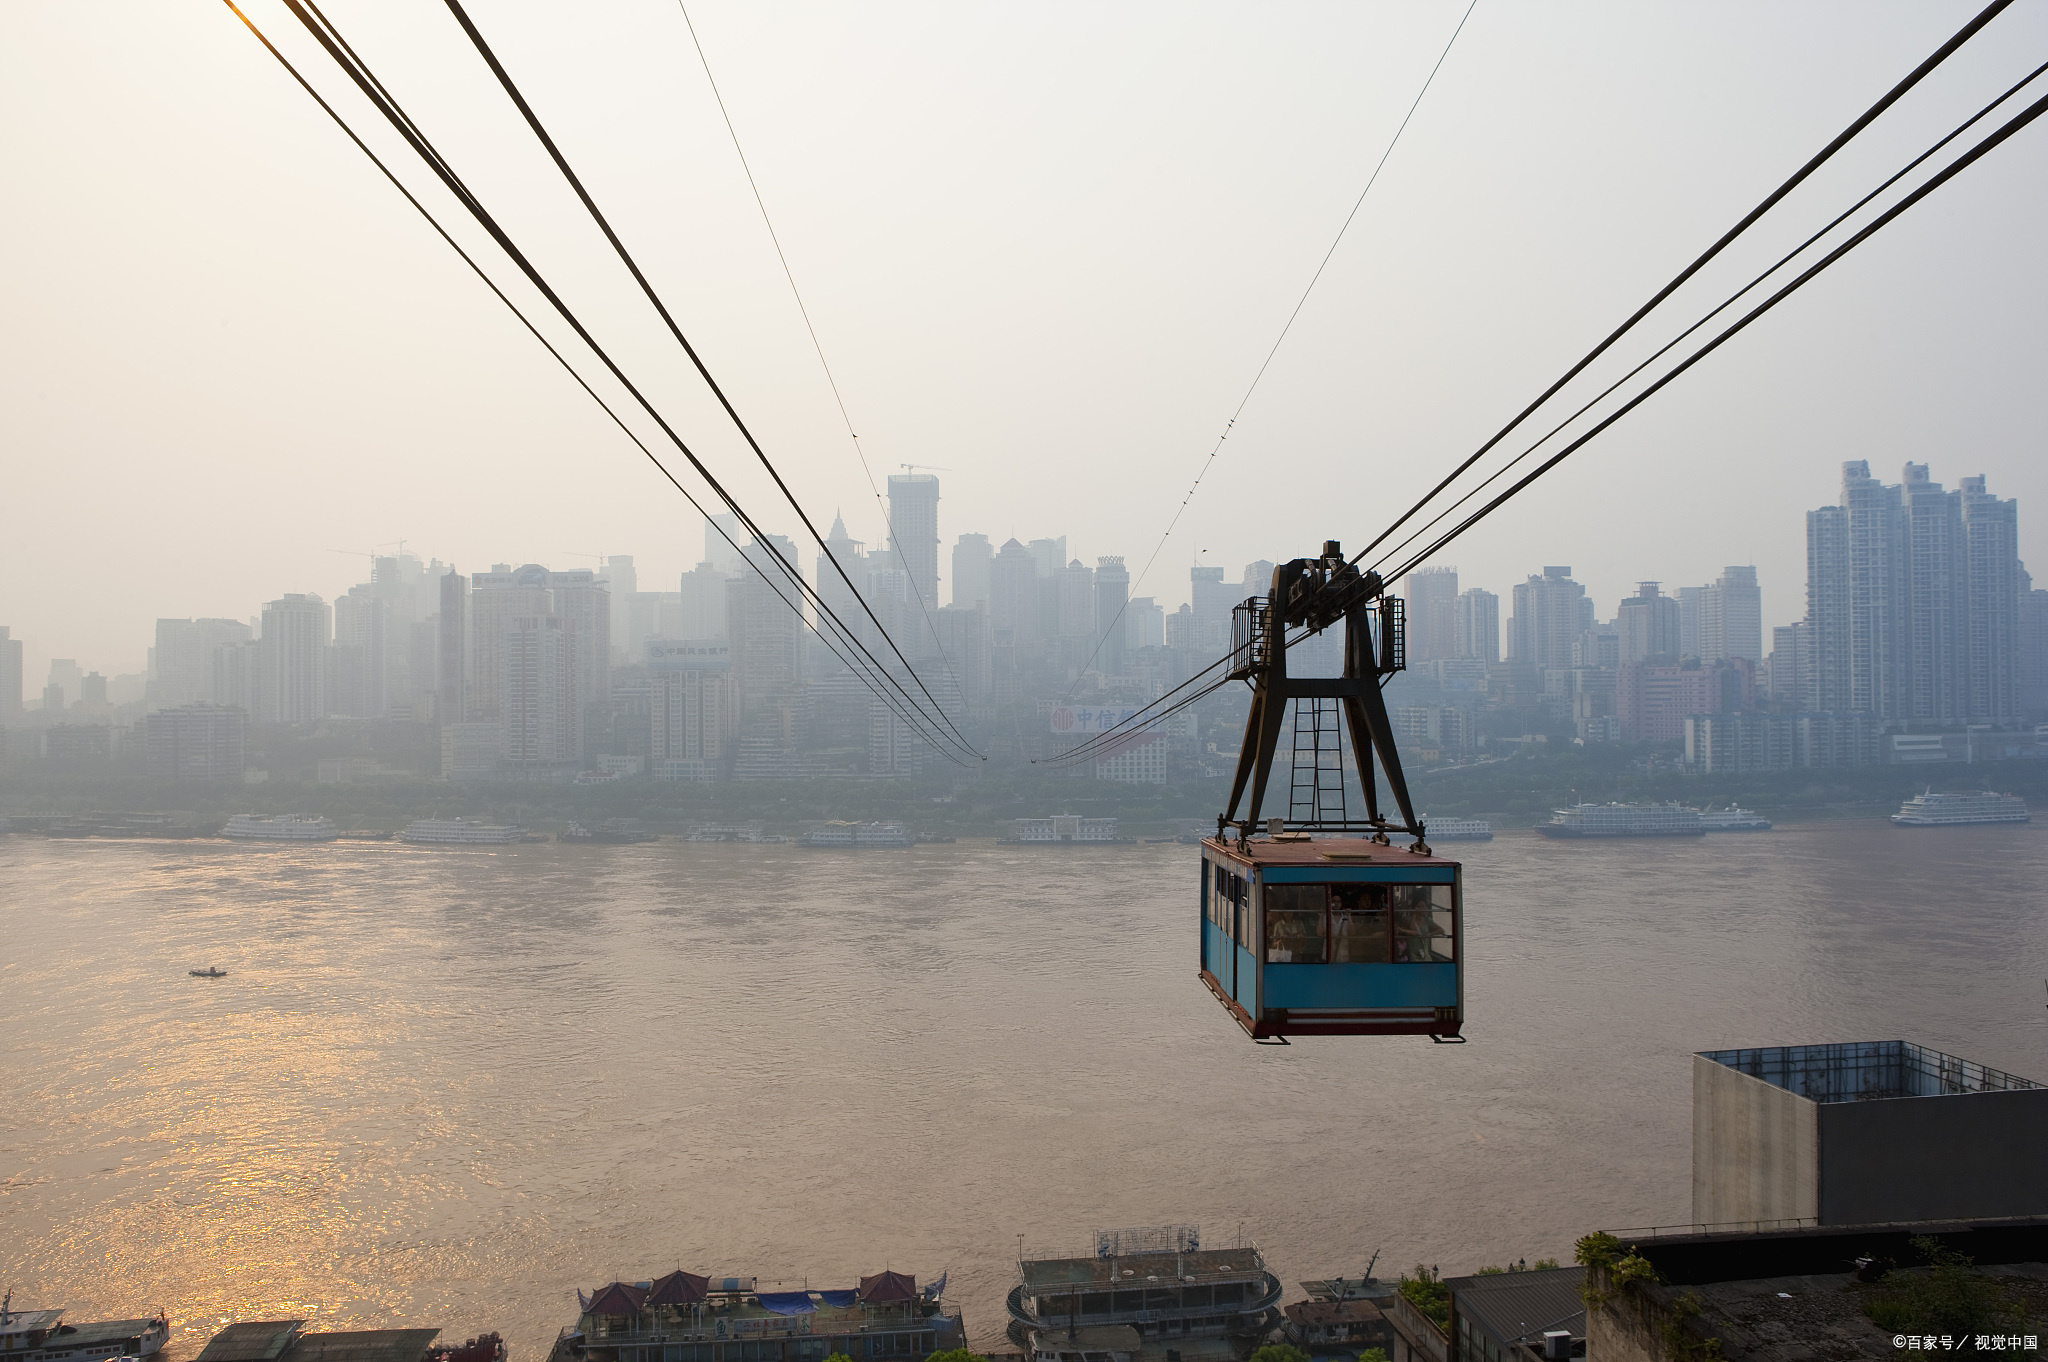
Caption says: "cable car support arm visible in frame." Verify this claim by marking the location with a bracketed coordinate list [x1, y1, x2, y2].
[1217, 541, 1426, 852]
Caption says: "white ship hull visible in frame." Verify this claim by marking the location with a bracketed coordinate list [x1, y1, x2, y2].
[1891, 792, 2030, 826]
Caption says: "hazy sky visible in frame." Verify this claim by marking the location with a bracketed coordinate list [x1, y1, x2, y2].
[4, 1, 2044, 684]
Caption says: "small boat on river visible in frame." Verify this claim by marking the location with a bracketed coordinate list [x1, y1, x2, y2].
[189, 967, 227, 978]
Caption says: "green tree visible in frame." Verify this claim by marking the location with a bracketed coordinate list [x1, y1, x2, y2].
[1248, 1346, 1308, 1362]
[1863, 1237, 2028, 1337]
[1357, 1349, 1391, 1362]
[1397, 1267, 1450, 1329]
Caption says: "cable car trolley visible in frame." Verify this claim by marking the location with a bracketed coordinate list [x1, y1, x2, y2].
[1200, 541, 1463, 1042]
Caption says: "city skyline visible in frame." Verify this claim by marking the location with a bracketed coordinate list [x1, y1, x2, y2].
[5, 4, 2048, 688]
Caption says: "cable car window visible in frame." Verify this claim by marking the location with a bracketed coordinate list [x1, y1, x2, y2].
[1263, 885, 1326, 962]
[1328, 884, 1390, 963]
[1232, 875, 1253, 950]
[1390, 884, 1454, 962]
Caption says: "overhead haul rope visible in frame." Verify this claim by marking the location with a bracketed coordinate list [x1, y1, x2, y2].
[233, 0, 976, 762]
[1365, 53, 2048, 581]
[1381, 84, 2048, 581]
[435, 0, 982, 758]
[1057, 13, 2041, 769]
[673, 0, 967, 709]
[286, 0, 977, 761]
[1063, 0, 1480, 695]
[1348, 0, 2015, 572]
[282, 0, 981, 761]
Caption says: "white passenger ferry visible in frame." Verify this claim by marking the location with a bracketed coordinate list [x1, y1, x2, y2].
[1891, 790, 2030, 827]
[223, 813, 339, 841]
[1699, 806, 1773, 832]
[400, 817, 527, 845]
[1538, 802, 1703, 838]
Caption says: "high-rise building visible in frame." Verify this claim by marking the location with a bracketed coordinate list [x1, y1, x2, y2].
[601, 555, 638, 665]
[332, 586, 388, 718]
[1508, 568, 1587, 669]
[468, 565, 609, 753]
[2020, 564, 2048, 721]
[886, 474, 941, 617]
[704, 513, 745, 576]
[729, 536, 807, 709]
[1699, 566, 1763, 664]
[1127, 597, 1165, 651]
[1190, 564, 1231, 655]
[46, 659, 83, 709]
[679, 562, 728, 640]
[438, 569, 466, 723]
[1026, 537, 1067, 581]
[1768, 622, 1811, 709]
[1961, 476, 2020, 726]
[260, 593, 330, 724]
[1454, 588, 1500, 663]
[1057, 559, 1096, 638]
[500, 614, 579, 773]
[989, 539, 1039, 649]
[0, 626, 23, 720]
[951, 533, 993, 611]
[143, 703, 247, 781]
[1401, 567, 1460, 663]
[1617, 582, 1683, 664]
[1808, 462, 2021, 724]
[1093, 557, 1129, 677]
[1805, 503, 1851, 712]
[154, 619, 252, 709]
[650, 658, 735, 781]
[1677, 586, 1706, 660]
[931, 605, 992, 707]
[816, 512, 869, 664]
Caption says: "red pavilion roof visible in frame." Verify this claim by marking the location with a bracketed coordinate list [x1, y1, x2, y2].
[646, 1271, 709, 1306]
[857, 1272, 917, 1304]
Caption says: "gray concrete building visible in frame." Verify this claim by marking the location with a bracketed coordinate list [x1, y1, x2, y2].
[143, 703, 247, 782]
[0, 625, 21, 720]
[1400, 566, 1460, 663]
[1693, 1041, 2048, 1227]
[1509, 568, 1590, 669]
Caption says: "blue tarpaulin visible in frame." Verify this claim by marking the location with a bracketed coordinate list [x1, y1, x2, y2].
[815, 1291, 860, 1309]
[756, 1293, 817, 1316]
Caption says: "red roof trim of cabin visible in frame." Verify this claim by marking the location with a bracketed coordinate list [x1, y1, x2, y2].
[645, 1271, 709, 1306]
[586, 1283, 648, 1315]
[857, 1271, 917, 1304]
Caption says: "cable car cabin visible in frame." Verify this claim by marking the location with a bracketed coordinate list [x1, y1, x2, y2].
[1199, 836, 1462, 1040]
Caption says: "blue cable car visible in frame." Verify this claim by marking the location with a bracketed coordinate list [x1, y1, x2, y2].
[1205, 542, 1464, 1042]
[1200, 836, 1461, 1039]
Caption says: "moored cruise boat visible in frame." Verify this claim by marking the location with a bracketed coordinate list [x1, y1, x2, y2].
[1537, 802, 1703, 838]
[1891, 790, 2030, 827]
[1006, 1226, 1282, 1362]
[1421, 817, 1493, 841]
[400, 818, 526, 845]
[224, 813, 339, 842]
[553, 1265, 961, 1362]
[1699, 806, 1773, 832]
[0, 1300, 169, 1362]
[801, 820, 911, 848]
[559, 820, 659, 844]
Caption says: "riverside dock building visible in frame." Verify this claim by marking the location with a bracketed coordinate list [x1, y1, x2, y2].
[1006, 1227, 1283, 1362]
[558, 1270, 962, 1362]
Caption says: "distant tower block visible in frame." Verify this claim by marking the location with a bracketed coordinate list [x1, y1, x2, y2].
[887, 474, 941, 614]
[1693, 1042, 2048, 1226]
